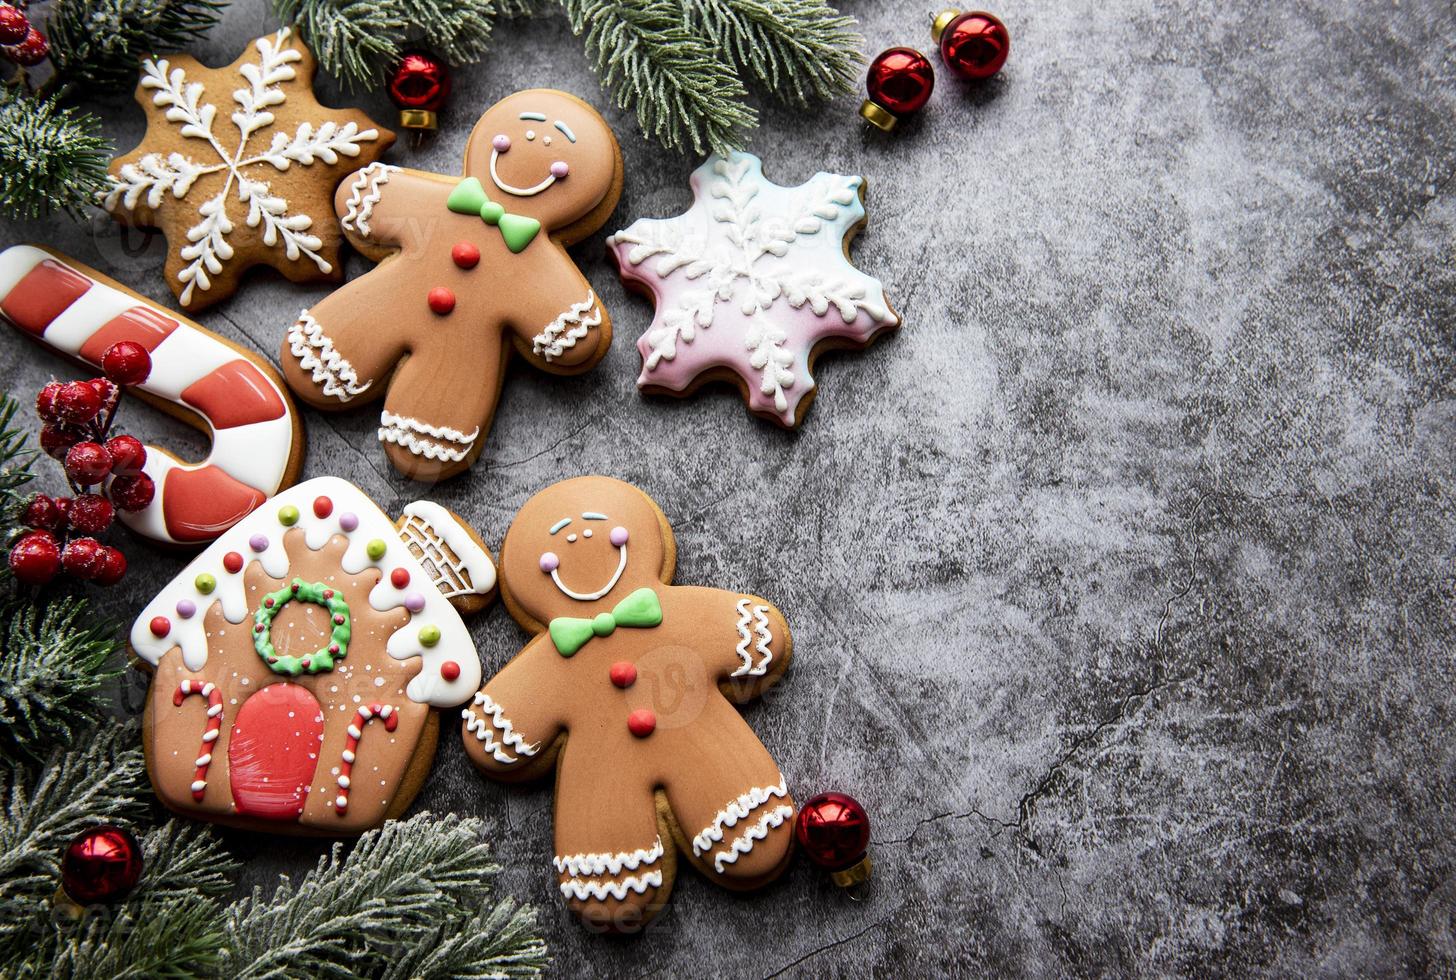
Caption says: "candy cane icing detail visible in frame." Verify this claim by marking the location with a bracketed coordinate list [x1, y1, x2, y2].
[0, 245, 299, 545]
[335, 702, 398, 814]
[173, 679, 224, 801]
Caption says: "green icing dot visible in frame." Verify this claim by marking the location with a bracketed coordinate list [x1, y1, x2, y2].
[194, 573, 216, 595]
[366, 538, 387, 561]
[278, 504, 300, 526]
[419, 624, 441, 647]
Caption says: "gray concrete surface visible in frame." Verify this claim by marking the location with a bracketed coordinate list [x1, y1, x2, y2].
[2, 0, 1454, 975]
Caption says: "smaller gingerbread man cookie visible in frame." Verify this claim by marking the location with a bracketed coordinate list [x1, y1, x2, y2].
[464, 476, 794, 931]
[281, 89, 623, 482]
[608, 151, 901, 427]
[104, 29, 395, 311]
[131, 477, 495, 835]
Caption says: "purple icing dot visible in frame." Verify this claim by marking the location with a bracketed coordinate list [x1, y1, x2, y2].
[249, 534, 268, 552]
[176, 599, 196, 619]
[610, 526, 628, 547]
[339, 513, 359, 532]
[492, 133, 511, 152]
[550, 160, 569, 178]
[404, 592, 426, 613]
[539, 551, 559, 573]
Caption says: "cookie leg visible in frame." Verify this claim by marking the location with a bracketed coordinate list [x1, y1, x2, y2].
[280, 273, 410, 409]
[374, 337, 503, 482]
[554, 748, 674, 932]
[665, 734, 796, 890]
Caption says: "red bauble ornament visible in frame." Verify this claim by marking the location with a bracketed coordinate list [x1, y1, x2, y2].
[388, 51, 451, 132]
[932, 9, 1010, 81]
[54, 381, 101, 425]
[104, 434, 147, 475]
[795, 791, 872, 886]
[4, 25, 47, 66]
[61, 825, 142, 904]
[64, 441, 112, 486]
[68, 493, 114, 534]
[108, 473, 155, 513]
[101, 340, 152, 386]
[9, 530, 59, 585]
[0, 5, 29, 45]
[860, 48, 935, 132]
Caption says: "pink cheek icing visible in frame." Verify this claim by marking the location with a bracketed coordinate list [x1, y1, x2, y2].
[610, 526, 628, 547]
[493, 134, 511, 152]
[550, 161, 569, 178]
[540, 552, 559, 573]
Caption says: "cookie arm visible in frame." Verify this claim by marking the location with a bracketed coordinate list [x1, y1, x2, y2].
[461, 635, 564, 781]
[501, 250, 611, 372]
[334, 165, 449, 254]
[680, 587, 793, 703]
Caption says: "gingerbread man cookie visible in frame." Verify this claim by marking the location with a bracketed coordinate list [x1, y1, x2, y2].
[131, 477, 495, 835]
[463, 476, 794, 930]
[103, 29, 395, 311]
[280, 90, 623, 482]
[608, 151, 901, 427]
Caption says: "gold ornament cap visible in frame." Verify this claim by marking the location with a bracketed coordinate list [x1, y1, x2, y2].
[931, 9, 962, 43]
[398, 108, 439, 131]
[829, 854, 873, 887]
[859, 100, 899, 132]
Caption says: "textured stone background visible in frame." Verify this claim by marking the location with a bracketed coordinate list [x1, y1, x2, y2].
[2, 0, 1455, 975]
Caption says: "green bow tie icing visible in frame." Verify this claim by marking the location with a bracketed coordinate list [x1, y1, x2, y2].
[446, 177, 541, 253]
[549, 587, 663, 656]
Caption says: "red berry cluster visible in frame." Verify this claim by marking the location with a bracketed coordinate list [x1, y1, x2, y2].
[0, 3, 47, 67]
[8, 341, 155, 587]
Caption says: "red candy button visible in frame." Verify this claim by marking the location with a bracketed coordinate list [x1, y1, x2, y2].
[313, 495, 333, 518]
[149, 616, 171, 638]
[440, 660, 461, 681]
[627, 708, 656, 738]
[427, 287, 456, 315]
[451, 241, 480, 269]
[609, 661, 637, 688]
[223, 551, 243, 574]
[390, 567, 410, 589]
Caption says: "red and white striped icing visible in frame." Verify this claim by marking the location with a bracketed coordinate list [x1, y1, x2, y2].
[335, 702, 397, 813]
[0, 245, 298, 545]
[172, 678, 224, 801]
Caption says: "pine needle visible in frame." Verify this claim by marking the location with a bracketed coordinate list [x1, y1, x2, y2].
[44, 0, 229, 94]
[273, 0, 406, 90]
[681, 0, 863, 106]
[0, 90, 111, 222]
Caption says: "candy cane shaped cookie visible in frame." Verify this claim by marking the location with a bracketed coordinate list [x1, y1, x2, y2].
[173, 679, 224, 801]
[335, 703, 398, 814]
[0, 245, 303, 545]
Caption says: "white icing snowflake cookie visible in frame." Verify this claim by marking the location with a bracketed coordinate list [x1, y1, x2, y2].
[608, 151, 901, 427]
[103, 29, 395, 311]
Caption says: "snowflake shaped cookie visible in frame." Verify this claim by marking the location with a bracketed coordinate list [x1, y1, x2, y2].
[608, 151, 900, 426]
[104, 29, 394, 311]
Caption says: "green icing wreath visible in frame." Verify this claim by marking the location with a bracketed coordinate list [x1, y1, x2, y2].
[252, 578, 351, 676]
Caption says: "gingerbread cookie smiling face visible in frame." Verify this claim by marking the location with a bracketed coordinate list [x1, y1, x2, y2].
[281, 89, 623, 482]
[465, 476, 795, 931]
[131, 478, 495, 835]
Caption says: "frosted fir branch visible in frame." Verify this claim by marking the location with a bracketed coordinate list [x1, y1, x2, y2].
[250, 120, 376, 169]
[680, 0, 864, 106]
[42, 0, 227, 95]
[177, 191, 236, 306]
[103, 152, 214, 211]
[0, 90, 111, 221]
[238, 179, 330, 271]
[377, 899, 548, 980]
[232, 30, 304, 141]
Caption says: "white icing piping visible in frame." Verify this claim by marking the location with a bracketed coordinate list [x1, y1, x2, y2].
[489, 148, 556, 197]
[340, 162, 397, 237]
[462, 691, 538, 763]
[551, 544, 627, 602]
[531, 290, 600, 362]
[711, 805, 794, 873]
[554, 837, 663, 877]
[400, 501, 497, 596]
[377, 411, 479, 463]
[378, 410, 478, 444]
[559, 871, 663, 902]
[691, 777, 789, 856]
[730, 598, 773, 677]
[288, 312, 371, 400]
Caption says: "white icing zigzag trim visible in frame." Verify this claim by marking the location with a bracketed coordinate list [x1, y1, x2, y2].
[377, 411, 480, 462]
[731, 598, 773, 677]
[288, 311, 371, 400]
[531, 290, 600, 362]
[554, 837, 663, 877]
[339, 162, 397, 237]
[559, 870, 663, 902]
[712, 804, 794, 873]
[691, 777, 789, 856]
[462, 691, 539, 764]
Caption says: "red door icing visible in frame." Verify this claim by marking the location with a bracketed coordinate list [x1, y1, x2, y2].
[228, 682, 324, 820]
